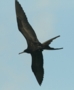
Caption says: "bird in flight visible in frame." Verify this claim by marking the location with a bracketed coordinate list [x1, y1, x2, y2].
[15, 0, 63, 85]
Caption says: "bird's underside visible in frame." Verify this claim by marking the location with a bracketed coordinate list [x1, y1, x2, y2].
[15, 0, 63, 85]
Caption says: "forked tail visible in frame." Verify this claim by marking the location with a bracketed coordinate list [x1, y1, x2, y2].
[42, 35, 63, 50]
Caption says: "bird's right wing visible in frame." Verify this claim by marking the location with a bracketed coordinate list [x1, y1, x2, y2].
[31, 51, 44, 85]
[15, 0, 39, 44]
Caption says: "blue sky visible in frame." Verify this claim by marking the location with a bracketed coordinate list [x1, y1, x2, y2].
[0, 0, 74, 90]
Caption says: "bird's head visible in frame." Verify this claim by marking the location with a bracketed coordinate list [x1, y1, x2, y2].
[19, 49, 28, 54]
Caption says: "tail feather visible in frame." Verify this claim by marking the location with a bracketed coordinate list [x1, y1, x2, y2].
[45, 46, 63, 50]
[42, 35, 60, 46]
[42, 35, 63, 50]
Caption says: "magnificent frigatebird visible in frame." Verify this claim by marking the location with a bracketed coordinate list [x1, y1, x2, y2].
[15, 0, 63, 85]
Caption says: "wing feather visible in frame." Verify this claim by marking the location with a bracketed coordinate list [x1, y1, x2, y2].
[31, 51, 44, 85]
[15, 0, 39, 44]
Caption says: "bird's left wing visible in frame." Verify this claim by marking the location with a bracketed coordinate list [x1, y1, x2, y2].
[31, 51, 44, 85]
[15, 0, 39, 45]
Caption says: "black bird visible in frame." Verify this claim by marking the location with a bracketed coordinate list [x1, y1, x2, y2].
[15, 0, 63, 85]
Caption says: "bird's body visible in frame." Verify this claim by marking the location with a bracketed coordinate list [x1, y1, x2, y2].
[15, 0, 63, 85]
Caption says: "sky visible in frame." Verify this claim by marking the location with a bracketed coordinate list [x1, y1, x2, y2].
[0, 0, 74, 90]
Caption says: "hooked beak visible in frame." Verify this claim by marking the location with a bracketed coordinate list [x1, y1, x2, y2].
[19, 51, 24, 54]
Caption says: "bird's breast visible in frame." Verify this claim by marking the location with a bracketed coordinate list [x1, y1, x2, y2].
[28, 42, 42, 52]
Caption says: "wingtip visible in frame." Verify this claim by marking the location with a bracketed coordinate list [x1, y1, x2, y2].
[15, 0, 19, 5]
[38, 80, 43, 86]
[15, 0, 18, 6]
[39, 82, 42, 86]
[37, 75, 44, 86]
[15, 0, 18, 4]
[15, 0, 17, 2]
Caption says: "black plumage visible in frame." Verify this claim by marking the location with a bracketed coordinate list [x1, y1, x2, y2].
[15, 0, 63, 85]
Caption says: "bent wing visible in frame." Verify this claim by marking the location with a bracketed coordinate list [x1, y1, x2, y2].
[31, 51, 44, 85]
[15, 0, 39, 45]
